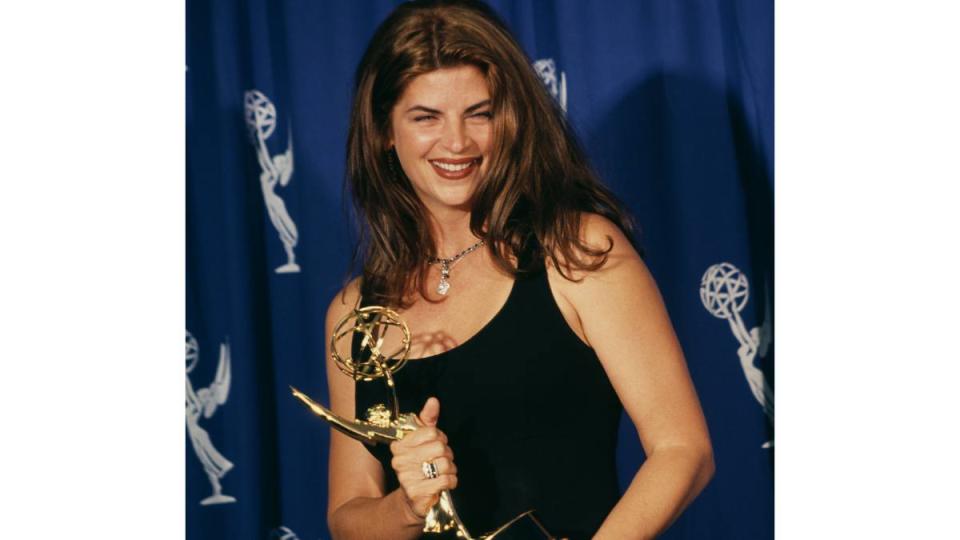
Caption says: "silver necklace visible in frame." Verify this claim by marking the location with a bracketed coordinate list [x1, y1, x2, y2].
[428, 239, 485, 295]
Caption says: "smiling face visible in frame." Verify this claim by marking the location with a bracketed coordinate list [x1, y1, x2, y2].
[388, 64, 494, 215]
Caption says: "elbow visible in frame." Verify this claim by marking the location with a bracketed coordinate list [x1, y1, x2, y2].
[704, 449, 716, 479]
[650, 441, 715, 492]
[327, 514, 340, 539]
[698, 444, 716, 490]
[327, 504, 346, 539]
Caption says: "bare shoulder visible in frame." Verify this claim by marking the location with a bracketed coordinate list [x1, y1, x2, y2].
[326, 277, 362, 335]
[546, 213, 655, 346]
[547, 212, 647, 290]
[579, 212, 638, 263]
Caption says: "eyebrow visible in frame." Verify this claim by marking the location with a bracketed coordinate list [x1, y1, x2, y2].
[405, 99, 492, 115]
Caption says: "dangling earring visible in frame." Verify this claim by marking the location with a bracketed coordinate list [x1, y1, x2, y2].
[387, 147, 403, 182]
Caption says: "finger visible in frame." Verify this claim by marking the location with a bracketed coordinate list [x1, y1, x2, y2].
[419, 396, 440, 427]
[411, 440, 450, 463]
[399, 458, 446, 482]
[390, 426, 448, 455]
[402, 425, 446, 446]
[390, 441, 453, 474]
[407, 474, 458, 498]
[395, 440, 448, 471]
[389, 438, 419, 457]
[431, 456, 457, 476]
[395, 467, 430, 488]
[425, 474, 458, 492]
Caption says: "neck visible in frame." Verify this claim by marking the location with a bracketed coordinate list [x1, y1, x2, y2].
[427, 208, 482, 258]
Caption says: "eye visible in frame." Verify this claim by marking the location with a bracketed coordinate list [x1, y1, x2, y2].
[413, 114, 437, 122]
[472, 111, 493, 119]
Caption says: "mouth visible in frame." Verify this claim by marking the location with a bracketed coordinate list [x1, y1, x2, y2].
[429, 157, 482, 180]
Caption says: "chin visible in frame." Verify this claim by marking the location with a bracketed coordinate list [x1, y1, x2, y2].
[426, 187, 477, 212]
[435, 196, 475, 212]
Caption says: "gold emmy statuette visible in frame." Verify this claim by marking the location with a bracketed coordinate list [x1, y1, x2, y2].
[291, 305, 555, 539]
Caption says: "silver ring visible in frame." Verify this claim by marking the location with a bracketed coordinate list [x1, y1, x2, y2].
[421, 461, 439, 479]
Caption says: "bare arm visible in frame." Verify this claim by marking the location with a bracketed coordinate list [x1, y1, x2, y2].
[324, 281, 424, 540]
[328, 490, 425, 540]
[324, 281, 459, 540]
[551, 215, 715, 540]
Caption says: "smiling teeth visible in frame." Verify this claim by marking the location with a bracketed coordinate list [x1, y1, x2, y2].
[432, 160, 475, 172]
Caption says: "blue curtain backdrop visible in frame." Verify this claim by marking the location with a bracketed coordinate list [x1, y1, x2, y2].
[186, 1, 773, 538]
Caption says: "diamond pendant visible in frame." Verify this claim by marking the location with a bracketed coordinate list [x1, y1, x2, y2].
[437, 263, 451, 295]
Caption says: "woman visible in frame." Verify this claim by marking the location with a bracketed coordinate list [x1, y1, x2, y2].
[324, 1, 714, 538]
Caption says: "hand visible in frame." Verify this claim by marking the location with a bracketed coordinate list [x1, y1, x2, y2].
[389, 397, 458, 520]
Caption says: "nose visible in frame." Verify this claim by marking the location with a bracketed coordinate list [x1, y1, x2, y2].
[441, 118, 471, 154]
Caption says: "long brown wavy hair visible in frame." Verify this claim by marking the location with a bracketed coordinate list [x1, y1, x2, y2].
[347, 0, 636, 307]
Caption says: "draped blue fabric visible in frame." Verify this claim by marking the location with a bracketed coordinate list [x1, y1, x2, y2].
[186, 1, 773, 538]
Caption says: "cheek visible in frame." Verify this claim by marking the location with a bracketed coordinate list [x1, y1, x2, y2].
[472, 125, 494, 154]
[396, 130, 438, 159]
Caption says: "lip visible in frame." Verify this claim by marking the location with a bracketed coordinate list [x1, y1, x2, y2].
[430, 157, 479, 165]
[429, 157, 481, 180]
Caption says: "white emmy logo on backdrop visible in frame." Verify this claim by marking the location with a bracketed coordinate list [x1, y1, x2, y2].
[534, 58, 567, 113]
[700, 263, 774, 448]
[244, 89, 300, 274]
[186, 331, 237, 505]
[269, 526, 300, 540]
